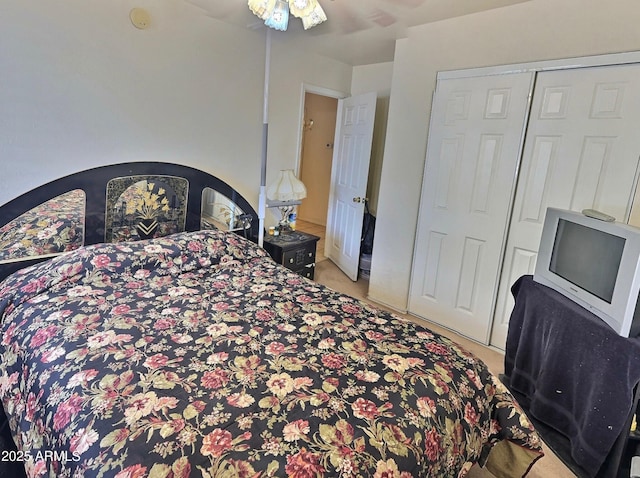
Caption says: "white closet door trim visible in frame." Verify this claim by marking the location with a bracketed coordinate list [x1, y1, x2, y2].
[437, 51, 640, 81]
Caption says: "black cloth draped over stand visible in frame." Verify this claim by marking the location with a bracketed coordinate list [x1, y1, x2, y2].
[504, 275, 640, 476]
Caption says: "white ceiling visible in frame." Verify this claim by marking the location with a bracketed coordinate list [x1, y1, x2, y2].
[185, 0, 531, 65]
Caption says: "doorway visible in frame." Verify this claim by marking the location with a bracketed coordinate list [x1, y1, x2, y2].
[296, 88, 381, 280]
[298, 92, 338, 227]
[296, 92, 338, 263]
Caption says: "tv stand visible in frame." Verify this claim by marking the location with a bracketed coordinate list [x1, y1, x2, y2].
[503, 275, 640, 478]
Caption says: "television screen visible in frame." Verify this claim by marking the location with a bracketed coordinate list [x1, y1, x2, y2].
[550, 219, 625, 303]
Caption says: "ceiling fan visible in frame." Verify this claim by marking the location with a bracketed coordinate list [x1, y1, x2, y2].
[181, 0, 427, 34]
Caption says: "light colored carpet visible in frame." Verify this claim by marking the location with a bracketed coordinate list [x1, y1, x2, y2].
[313, 259, 577, 478]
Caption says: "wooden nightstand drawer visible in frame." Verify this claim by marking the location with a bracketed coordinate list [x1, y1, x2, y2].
[263, 231, 320, 279]
[300, 264, 315, 279]
[282, 245, 316, 268]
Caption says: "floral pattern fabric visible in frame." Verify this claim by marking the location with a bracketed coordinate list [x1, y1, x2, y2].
[0, 190, 85, 263]
[0, 230, 542, 477]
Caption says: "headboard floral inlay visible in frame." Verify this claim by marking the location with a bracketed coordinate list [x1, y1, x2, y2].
[105, 175, 188, 242]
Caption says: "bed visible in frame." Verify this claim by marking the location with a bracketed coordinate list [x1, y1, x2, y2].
[0, 162, 543, 477]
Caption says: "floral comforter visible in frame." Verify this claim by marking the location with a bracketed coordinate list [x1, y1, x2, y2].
[0, 230, 542, 478]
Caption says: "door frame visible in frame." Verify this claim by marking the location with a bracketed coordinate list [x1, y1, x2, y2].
[296, 83, 347, 173]
[295, 84, 347, 223]
[296, 84, 345, 227]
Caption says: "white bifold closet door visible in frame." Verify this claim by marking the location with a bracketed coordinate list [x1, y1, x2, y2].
[410, 62, 640, 347]
[408, 72, 535, 344]
[490, 64, 640, 348]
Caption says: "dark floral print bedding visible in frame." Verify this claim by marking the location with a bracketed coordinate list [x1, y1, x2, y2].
[0, 230, 542, 478]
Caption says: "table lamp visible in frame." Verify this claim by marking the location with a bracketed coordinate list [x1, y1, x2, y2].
[266, 169, 307, 231]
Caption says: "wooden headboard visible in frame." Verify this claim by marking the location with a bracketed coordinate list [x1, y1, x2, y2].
[0, 162, 259, 281]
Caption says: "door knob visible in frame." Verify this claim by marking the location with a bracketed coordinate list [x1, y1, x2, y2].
[352, 197, 368, 203]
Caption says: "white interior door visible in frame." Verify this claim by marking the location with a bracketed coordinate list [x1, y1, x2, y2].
[326, 92, 377, 280]
[408, 72, 534, 343]
[490, 63, 640, 348]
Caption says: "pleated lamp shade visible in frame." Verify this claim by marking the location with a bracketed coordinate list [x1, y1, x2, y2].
[266, 170, 307, 202]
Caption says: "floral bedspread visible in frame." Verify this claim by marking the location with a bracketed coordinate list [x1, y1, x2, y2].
[0, 230, 542, 478]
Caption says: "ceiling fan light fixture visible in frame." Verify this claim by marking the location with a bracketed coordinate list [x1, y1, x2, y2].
[301, 2, 327, 29]
[248, 0, 326, 31]
[264, 0, 290, 31]
[248, 0, 277, 20]
[288, 0, 317, 18]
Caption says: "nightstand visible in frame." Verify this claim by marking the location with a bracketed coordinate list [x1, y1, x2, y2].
[263, 231, 320, 279]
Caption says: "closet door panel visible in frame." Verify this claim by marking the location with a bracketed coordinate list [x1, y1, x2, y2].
[490, 64, 640, 348]
[408, 72, 534, 343]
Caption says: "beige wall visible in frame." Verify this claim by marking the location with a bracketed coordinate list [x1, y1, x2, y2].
[264, 39, 352, 227]
[0, 0, 353, 214]
[0, 0, 262, 205]
[369, 0, 640, 311]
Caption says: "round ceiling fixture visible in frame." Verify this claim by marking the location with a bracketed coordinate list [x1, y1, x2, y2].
[130, 8, 151, 30]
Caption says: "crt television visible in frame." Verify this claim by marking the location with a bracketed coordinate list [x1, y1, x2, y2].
[533, 207, 640, 338]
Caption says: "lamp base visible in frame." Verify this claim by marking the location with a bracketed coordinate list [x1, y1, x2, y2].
[278, 205, 296, 230]
[278, 223, 294, 233]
